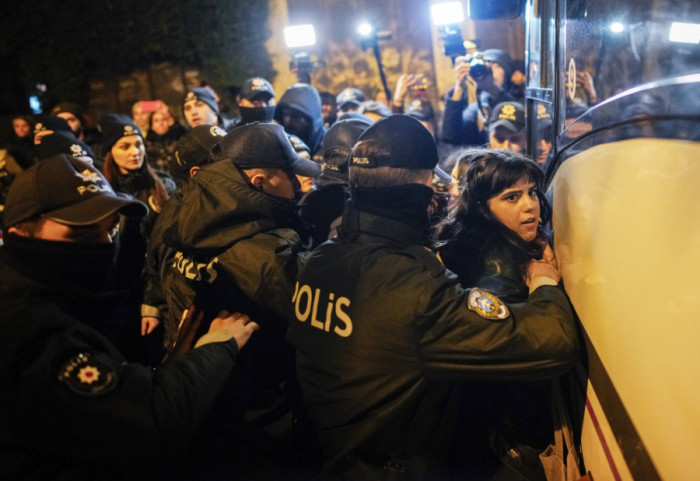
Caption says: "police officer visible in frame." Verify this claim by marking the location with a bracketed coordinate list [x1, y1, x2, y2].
[0, 154, 258, 480]
[287, 115, 579, 479]
[160, 122, 321, 477]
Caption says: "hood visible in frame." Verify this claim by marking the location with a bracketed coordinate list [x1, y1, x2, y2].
[162, 160, 297, 255]
[274, 83, 326, 153]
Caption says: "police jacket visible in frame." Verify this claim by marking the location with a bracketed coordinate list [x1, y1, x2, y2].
[160, 160, 306, 422]
[0, 241, 240, 480]
[287, 206, 579, 479]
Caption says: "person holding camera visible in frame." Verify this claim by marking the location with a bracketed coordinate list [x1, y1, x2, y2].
[440, 49, 520, 147]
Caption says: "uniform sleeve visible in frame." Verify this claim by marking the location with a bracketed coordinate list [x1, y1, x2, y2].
[217, 229, 301, 319]
[6, 310, 239, 468]
[415, 263, 580, 381]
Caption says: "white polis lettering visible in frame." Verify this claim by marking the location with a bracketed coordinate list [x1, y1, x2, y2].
[292, 281, 353, 337]
[173, 252, 218, 283]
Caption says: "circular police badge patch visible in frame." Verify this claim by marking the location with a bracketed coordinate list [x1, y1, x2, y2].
[58, 352, 117, 396]
[468, 289, 510, 320]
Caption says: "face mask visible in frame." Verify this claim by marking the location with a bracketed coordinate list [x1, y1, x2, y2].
[239, 106, 275, 124]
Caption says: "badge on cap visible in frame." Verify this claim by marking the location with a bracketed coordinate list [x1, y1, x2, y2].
[210, 126, 226, 137]
[468, 288, 509, 320]
[70, 144, 86, 157]
[58, 352, 118, 396]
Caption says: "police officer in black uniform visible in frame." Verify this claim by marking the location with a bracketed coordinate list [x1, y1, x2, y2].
[287, 115, 580, 480]
[0, 154, 258, 480]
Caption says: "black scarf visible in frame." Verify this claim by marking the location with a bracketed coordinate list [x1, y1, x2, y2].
[3, 233, 117, 294]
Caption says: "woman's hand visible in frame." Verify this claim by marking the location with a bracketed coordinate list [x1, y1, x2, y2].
[525, 244, 560, 286]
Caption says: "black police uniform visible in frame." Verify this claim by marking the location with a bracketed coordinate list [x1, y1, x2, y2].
[0, 236, 240, 480]
[287, 204, 580, 480]
[159, 159, 310, 475]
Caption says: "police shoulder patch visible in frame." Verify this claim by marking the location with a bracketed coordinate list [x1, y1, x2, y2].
[467, 288, 510, 320]
[58, 352, 118, 396]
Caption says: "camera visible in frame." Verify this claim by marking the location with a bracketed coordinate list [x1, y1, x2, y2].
[438, 25, 466, 60]
[468, 53, 490, 80]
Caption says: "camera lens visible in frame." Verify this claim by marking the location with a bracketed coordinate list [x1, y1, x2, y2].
[469, 58, 489, 80]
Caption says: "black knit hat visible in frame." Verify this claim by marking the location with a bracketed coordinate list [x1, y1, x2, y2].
[99, 114, 144, 154]
[211, 122, 321, 177]
[51, 102, 86, 128]
[184, 87, 220, 115]
[37, 131, 95, 162]
[321, 118, 371, 181]
[351, 115, 450, 182]
[358, 100, 392, 119]
[173, 124, 226, 177]
[3, 154, 147, 228]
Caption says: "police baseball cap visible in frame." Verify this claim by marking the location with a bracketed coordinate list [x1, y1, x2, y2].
[321, 118, 372, 181]
[211, 122, 321, 177]
[489, 101, 526, 132]
[239, 77, 275, 102]
[173, 124, 226, 177]
[99, 114, 143, 154]
[351, 114, 450, 182]
[184, 87, 220, 115]
[3, 154, 147, 228]
[336, 88, 365, 111]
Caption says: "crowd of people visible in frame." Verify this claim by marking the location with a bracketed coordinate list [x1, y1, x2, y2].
[0, 48, 581, 481]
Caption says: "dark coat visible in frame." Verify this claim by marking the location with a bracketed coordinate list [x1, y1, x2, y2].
[0, 243, 239, 480]
[287, 206, 579, 479]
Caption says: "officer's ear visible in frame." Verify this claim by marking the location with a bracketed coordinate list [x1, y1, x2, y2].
[248, 172, 266, 190]
[189, 166, 200, 179]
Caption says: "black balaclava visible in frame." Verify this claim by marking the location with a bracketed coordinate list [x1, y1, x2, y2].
[239, 106, 275, 124]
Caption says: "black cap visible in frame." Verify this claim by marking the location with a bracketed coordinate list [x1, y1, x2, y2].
[184, 87, 220, 115]
[358, 100, 392, 119]
[404, 98, 435, 121]
[351, 115, 450, 182]
[336, 88, 365, 111]
[239, 77, 275, 102]
[489, 102, 525, 132]
[321, 118, 371, 181]
[37, 131, 95, 162]
[211, 122, 321, 177]
[3, 154, 147, 228]
[536, 103, 553, 127]
[286, 134, 310, 154]
[99, 114, 143, 154]
[33, 115, 72, 135]
[174, 124, 226, 177]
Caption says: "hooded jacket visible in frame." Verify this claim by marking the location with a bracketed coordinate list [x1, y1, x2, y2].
[160, 160, 307, 439]
[274, 84, 327, 156]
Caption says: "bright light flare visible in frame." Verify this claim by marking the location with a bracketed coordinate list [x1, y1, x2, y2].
[669, 22, 700, 44]
[284, 24, 316, 48]
[358, 22, 374, 37]
[610, 22, 624, 33]
[431, 2, 465, 26]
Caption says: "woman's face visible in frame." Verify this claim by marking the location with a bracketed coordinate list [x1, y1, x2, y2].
[111, 135, 145, 175]
[487, 176, 541, 242]
[151, 112, 170, 136]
